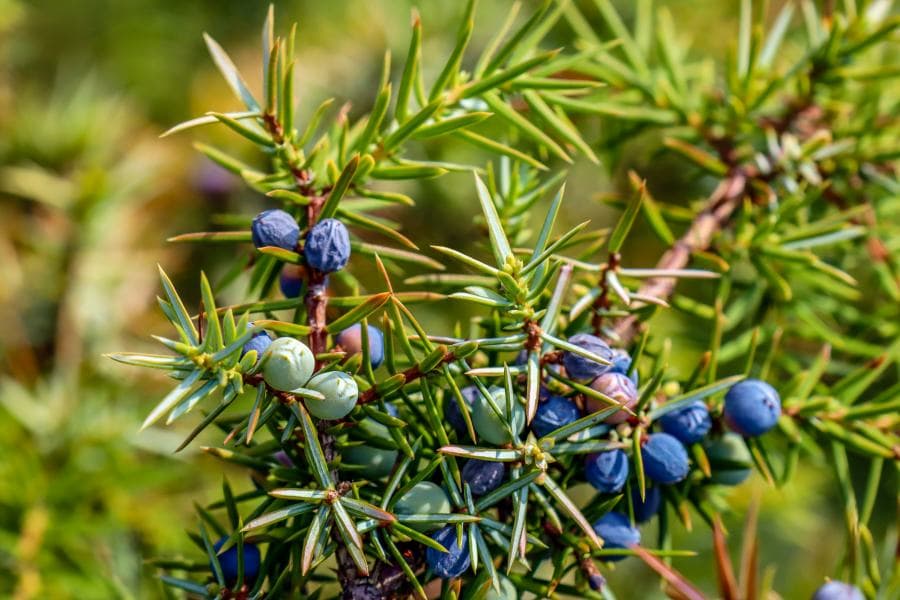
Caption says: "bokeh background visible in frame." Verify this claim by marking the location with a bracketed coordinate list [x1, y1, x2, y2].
[0, 1, 895, 598]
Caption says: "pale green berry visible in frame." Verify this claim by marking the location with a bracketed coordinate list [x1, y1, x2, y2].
[485, 576, 518, 600]
[341, 445, 397, 479]
[472, 386, 525, 445]
[393, 481, 451, 531]
[261, 337, 314, 391]
[305, 370, 359, 419]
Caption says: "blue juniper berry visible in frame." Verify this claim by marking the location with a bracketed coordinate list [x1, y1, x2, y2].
[336, 323, 385, 369]
[211, 537, 261, 584]
[241, 324, 272, 361]
[591, 512, 640, 562]
[630, 484, 661, 523]
[584, 450, 629, 493]
[305, 218, 351, 273]
[426, 526, 471, 579]
[562, 333, 615, 380]
[532, 395, 581, 437]
[251, 208, 300, 250]
[279, 264, 305, 298]
[461, 459, 506, 496]
[812, 581, 864, 600]
[445, 385, 478, 434]
[724, 379, 782, 437]
[641, 433, 690, 484]
[609, 348, 639, 385]
[588, 371, 639, 424]
[660, 400, 712, 445]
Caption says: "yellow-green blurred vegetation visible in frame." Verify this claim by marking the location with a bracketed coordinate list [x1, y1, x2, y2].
[0, 1, 895, 598]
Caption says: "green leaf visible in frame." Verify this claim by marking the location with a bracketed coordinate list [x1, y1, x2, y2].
[325, 292, 391, 334]
[293, 403, 334, 488]
[474, 174, 513, 266]
[648, 375, 745, 420]
[319, 155, 359, 220]
[395, 12, 422, 122]
[141, 369, 203, 431]
[607, 176, 646, 253]
[158, 266, 199, 345]
[209, 112, 273, 147]
[481, 91, 571, 163]
[591, 0, 649, 77]
[541, 475, 602, 549]
[383, 98, 444, 151]
[203, 33, 261, 111]
[413, 111, 492, 139]
[521, 90, 598, 163]
[429, 0, 476, 101]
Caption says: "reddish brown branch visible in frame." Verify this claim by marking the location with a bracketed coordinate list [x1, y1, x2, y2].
[611, 173, 746, 346]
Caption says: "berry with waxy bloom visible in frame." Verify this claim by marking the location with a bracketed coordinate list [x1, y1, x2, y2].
[587, 371, 639, 424]
[426, 526, 471, 579]
[532, 395, 581, 437]
[251, 209, 299, 250]
[461, 459, 506, 496]
[304, 370, 359, 420]
[812, 581, 864, 600]
[445, 385, 478, 434]
[562, 333, 615, 380]
[305, 218, 351, 273]
[660, 400, 712, 445]
[211, 537, 261, 584]
[641, 433, 690, 484]
[342, 409, 397, 479]
[280, 264, 305, 298]
[585, 449, 629, 493]
[241, 325, 272, 362]
[705, 433, 753, 486]
[610, 348, 639, 385]
[394, 482, 451, 531]
[591, 512, 640, 562]
[724, 379, 782, 436]
[630, 484, 661, 523]
[471, 386, 526, 445]
[336, 323, 384, 369]
[261, 337, 315, 391]
[484, 575, 518, 600]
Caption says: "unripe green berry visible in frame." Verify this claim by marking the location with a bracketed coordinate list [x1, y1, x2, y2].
[262, 337, 315, 391]
[472, 386, 526, 445]
[393, 481, 451, 531]
[305, 371, 359, 420]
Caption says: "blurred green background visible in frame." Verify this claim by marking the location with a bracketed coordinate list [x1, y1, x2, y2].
[0, 1, 894, 598]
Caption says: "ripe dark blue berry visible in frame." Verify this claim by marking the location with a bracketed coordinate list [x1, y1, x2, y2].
[562, 333, 614, 380]
[241, 325, 272, 362]
[251, 209, 299, 250]
[641, 433, 690, 484]
[812, 581, 864, 600]
[280, 264, 305, 298]
[532, 395, 581, 437]
[461, 459, 506, 496]
[610, 348, 639, 385]
[305, 218, 351, 273]
[426, 526, 471, 579]
[336, 323, 385, 369]
[660, 400, 712, 445]
[211, 537, 261, 584]
[724, 379, 781, 437]
[591, 512, 640, 562]
[585, 449, 629, 493]
[445, 385, 478, 434]
[630, 484, 661, 523]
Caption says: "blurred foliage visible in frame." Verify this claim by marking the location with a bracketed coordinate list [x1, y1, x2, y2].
[0, 0, 897, 598]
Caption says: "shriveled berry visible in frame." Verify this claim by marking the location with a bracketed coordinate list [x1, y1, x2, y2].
[241, 325, 272, 362]
[705, 433, 753, 486]
[532, 395, 581, 437]
[724, 379, 781, 437]
[261, 337, 315, 391]
[445, 385, 478, 434]
[279, 264, 305, 298]
[592, 512, 640, 562]
[472, 386, 526, 445]
[461, 460, 506, 496]
[426, 526, 470, 579]
[587, 371, 639, 424]
[304, 370, 359, 420]
[660, 400, 712, 445]
[394, 482, 451, 531]
[562, 333, 614, 380]
[630, 484, 661, 523]
[585, 450, 629, 493]
[211, 537, 261, 584]
[305, 218, 351, 273]
[641, 433, 690, 484]
[251, 209, 299, 250]
[812, 581, 864, 600]
[336, 323, 384, 369]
